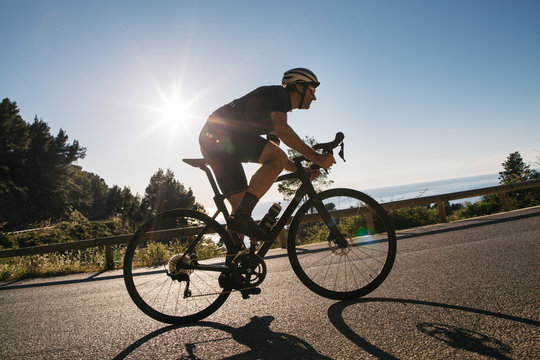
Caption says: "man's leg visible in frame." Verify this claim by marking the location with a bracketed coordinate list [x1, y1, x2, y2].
[227, 192, 244, 212]
[245, 142, 289, 199]
[227, 139, 287, 222]
[228, 142, 288, 239]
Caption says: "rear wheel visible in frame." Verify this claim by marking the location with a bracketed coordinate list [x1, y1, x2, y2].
[123, 209, 235, 324]
[287, 188, 396, 300]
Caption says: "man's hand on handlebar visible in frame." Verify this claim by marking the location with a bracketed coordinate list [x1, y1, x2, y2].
[313, 152, 336, 169]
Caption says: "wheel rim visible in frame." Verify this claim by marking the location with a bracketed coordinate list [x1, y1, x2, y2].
[124, 210, 234, 323]
[288, 189, 396, 299]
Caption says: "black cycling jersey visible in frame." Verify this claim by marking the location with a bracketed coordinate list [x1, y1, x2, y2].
[207, 85, 292, 135]
[199, 85, 292, 195]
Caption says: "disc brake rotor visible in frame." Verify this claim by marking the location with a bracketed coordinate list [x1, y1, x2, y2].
[328, 234, 354, 255]
[167, 253, 194, 276]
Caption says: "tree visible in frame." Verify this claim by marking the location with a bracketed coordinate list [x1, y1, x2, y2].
[119, 186, 143, 228]
[0, 98, 86, 229]
[0, 99, 30, 228]
[87, 175, 108, 220]
[498, 151, 537, 184]
[277, 136, 333, 200]
[65, 165, 94, 216]
[497, 151, 540, 209]
[106, 185, 123, 216]
[141, 168, 202, 217]
[0, 98, 150, 231]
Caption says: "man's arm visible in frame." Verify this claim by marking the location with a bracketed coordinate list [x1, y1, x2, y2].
[271, 111, 335, 169]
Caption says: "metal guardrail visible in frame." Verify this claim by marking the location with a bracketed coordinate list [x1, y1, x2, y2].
[1, 179, 539, 260]
[380, 178, 540, 222]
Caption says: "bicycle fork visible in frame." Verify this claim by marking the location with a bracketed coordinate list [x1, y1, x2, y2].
[310, 197, 349, 248]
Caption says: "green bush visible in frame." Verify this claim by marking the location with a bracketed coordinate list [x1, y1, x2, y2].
[0, 246, 126, 281]
[4, 217, 132, 250]
[388, 206, 440, 230]
[454, 194, 501, 219]
[0, 231, 14, 249]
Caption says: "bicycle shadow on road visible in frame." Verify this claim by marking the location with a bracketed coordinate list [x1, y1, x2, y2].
[416, 322, 514, 360]
[113, 315, 332, 360]
[327, 297, 539, 360]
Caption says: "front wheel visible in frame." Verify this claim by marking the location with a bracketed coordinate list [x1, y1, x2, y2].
[287, 188, 396, 300]
[123, 209, 235, 324]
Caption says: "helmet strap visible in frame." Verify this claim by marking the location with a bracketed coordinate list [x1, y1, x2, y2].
[296, 84, 307, 109]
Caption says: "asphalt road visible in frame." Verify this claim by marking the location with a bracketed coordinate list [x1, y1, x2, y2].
[1, 207, 539, 359]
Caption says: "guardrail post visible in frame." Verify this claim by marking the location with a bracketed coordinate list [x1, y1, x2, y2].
[278, 229, 287, 249]
[500, 192, 508, 212]
[366, 212, 375, 234]
[436, 201, 447, 223]
[105, 245, 114, 270]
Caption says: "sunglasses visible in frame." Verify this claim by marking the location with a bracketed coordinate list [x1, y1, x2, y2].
[307, 85, 316, 95]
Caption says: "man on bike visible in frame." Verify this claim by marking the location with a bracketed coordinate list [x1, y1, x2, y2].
[199, 68, 335, 240]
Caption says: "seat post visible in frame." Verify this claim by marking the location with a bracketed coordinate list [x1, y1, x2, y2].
[183, 158, 230, 217]
[198, 165, 230, 218]
[199, 165, 221, 200]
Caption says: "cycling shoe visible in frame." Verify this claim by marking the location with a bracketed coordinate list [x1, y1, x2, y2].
[227, 213, 271, 241]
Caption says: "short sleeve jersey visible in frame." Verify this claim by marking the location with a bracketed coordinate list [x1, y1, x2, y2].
[208, 85, 292, 135]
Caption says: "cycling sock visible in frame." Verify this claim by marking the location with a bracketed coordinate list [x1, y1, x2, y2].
[235, 192, 259, 218]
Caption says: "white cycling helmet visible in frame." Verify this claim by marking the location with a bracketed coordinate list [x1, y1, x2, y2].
[281, 68, 320, 88]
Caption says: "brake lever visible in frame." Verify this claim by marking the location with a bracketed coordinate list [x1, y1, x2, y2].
[338, 142, 345, 161]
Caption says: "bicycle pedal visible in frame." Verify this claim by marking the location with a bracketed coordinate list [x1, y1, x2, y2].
[240, 287, 261, 299]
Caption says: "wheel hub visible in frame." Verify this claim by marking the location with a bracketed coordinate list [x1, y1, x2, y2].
[328, 234, 354, 255]
[167, 253, 194, 277]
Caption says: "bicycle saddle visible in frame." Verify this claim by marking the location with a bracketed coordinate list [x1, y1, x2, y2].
[183, 158, 207, 168]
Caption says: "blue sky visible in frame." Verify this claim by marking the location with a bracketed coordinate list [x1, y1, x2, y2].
[1, 0, 539, 209]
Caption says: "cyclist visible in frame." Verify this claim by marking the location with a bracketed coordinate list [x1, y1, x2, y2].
[199, 68, 335, 240]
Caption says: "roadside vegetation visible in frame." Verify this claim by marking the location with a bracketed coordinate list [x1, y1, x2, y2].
[0, 98, 203, 280]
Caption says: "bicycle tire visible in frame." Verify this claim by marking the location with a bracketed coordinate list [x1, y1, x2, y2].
[123, 209, 235, 324]
[287, 188, 396, 300]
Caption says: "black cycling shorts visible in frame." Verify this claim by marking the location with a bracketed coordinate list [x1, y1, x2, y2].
[199, 123, 268, 195]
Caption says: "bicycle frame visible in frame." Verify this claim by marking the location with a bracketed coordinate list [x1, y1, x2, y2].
[185, 157, 348, 261]
[124, 132, 397, 325]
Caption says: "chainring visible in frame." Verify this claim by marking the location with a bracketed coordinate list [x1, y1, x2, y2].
[231, 252, 267, 288]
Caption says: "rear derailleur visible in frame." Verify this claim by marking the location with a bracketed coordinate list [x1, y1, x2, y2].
[167, 253, 198, 298]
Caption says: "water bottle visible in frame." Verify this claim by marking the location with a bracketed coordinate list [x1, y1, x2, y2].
[259, 203, 282, 233]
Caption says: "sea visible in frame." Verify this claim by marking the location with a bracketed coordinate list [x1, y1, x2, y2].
[247, 173, 501, 219]
[363, 173, 500, 204]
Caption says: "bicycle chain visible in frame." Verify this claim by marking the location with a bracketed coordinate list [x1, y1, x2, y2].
[184, 285, 259, 298]
[175, 251, 261, 299]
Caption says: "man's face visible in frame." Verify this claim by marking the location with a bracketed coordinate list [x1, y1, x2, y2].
[298, 84, 317, 109]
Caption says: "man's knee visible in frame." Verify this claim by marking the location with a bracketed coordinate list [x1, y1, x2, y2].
[273, 148, 289, 169]
[260, 143, 288, 169]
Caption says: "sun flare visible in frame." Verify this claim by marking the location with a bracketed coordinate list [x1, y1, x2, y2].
[160, 98, 189, 130]
[138, 85, 199, 134]
[134, 75, 204, 142]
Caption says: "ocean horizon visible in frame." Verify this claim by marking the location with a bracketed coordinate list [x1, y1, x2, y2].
[363, 173, 500, 204]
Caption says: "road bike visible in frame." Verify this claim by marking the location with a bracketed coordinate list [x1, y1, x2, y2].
[123, 132, 396, 324]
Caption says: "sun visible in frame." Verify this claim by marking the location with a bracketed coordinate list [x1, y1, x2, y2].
[142, 83, 200, 134]
[159, 98, 189, 130]
[134, 77, 202, 140]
